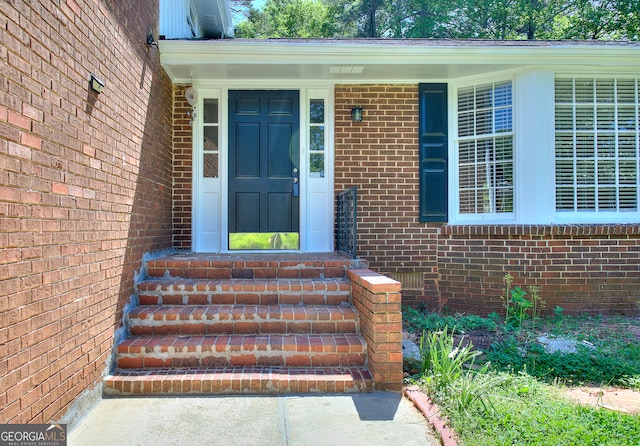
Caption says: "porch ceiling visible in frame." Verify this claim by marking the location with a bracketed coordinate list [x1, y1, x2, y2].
[158, 38, 640, 83]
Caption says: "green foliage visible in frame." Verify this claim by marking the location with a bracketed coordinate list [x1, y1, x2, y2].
[486, 336, 640, 386]
[500, 274, 545, 331]
[234, 0, 640, 40]
[409, 327, 497, 414]
[415, 327, 482, 389]
[402, 307, 497, 334]
[403, 308, 640, 444]
[446, 372, 640, 446]
[228, 232, 299, 249]
[403, 308, 640, 387]
[235, 0, 338, 37]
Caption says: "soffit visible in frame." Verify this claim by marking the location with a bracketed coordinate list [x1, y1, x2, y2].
[159, 39, 640, 83]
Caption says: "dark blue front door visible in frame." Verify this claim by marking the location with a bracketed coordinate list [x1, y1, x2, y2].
[228, 90, 300, 249]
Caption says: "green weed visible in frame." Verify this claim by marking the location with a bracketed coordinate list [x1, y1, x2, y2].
[444, 372, 640, 446]
[402, 307, 497, 334]
[501, 274, 545, 331]
[408, 328, 497, 415]
[402, 306, 640, 445]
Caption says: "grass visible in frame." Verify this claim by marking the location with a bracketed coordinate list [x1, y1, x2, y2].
[228, 232, 299, 249]
[403, 308, 640, 445]
[443, 372, 640, 446]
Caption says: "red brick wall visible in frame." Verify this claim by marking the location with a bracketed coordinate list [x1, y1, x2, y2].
[0, 1, 173, 423]
[439, 225, 640, 316]
[334, 85, 440, 305]
[173, 85, 193, 249]
[335, 85, 640, 315]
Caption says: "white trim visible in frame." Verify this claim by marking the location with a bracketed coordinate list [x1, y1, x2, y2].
[448, 68, 640, 226]
[192, 88, 224, 252]
[552, 74, 640, 224]
[159, 40, 640, 84]
[191, 84, 335, 253]
[449, 72, 518, 225]
[515, 68, 556, 224]
[302, 87, 335, 252]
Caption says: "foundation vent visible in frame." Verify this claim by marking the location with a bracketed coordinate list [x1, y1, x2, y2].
[387, 272, 424, 290]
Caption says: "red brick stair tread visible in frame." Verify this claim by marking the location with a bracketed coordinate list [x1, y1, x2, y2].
[103, 366, 374, 395]
[145, 253, 359, 280]
[117, 333, 366, 354]
[127, 304, 359, 335]
[128, 304, 356, 321]
[137, 278, 352, 306]
[137, 278, 352, 292]
[116, 333, 367, 368]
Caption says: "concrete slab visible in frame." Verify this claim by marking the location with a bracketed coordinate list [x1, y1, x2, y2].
[285, 393, 436, 446]
[68, 393, 439, 446]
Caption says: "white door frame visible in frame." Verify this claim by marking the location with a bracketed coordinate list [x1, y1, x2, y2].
[191, 84, 335, 253]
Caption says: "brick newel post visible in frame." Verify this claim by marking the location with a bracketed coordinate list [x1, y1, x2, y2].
[347, 269, 403, 391]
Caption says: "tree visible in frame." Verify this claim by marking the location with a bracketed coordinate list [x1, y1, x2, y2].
[235, 0, 338, 37]
[233, 0, 639, 40]
[553, 0, 640, 39]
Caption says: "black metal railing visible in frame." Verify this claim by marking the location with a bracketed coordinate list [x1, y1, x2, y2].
[336, 187, 357, 258]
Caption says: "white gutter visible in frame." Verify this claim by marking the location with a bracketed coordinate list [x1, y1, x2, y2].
[159, 39, 640, 67]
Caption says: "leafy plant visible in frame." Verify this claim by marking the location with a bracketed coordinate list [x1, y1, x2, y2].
[402, 307, 497, 334]
[500, 274, 545, 330]
[410, 327, 497, 414]
[485, 337, 640, 386]
[440, 367, 502, 417]
[417, 327, 481, 389]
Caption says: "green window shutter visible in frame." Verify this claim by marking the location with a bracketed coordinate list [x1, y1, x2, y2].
[419, 83, 448, 223]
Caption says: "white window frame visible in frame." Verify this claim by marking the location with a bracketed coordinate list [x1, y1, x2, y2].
[450, 74, 518, 224]
[553, 75, 640, 223]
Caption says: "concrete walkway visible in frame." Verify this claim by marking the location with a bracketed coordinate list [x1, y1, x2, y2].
[69, 393, 439, 446]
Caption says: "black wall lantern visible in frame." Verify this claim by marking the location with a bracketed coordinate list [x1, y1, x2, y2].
[351, 105, 363, 122]
[147, 32, 158, 48]
[89, 73, 104, 93]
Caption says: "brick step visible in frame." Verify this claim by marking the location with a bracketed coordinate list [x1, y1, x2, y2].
[127, 305, 359, 336]
[116, 334, 367, 369]
[103, 367, 374, 396]
[146, 253, 366, 280]
[137, 278, 352, 306]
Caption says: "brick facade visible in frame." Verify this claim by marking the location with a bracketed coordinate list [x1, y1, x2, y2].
[1, 1, 173, 423]
[172, 85, 193, 249]
[334, 85, 441, 305]
[167, 83, 640, 315]
[439, 225, 640, 315]
[335, 84, 640, 316]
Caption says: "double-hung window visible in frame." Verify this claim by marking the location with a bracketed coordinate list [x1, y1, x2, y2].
[555, 77, 639, 217]
[456, 80, 514, 217]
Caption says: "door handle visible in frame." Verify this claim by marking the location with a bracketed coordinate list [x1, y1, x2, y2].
[292, 168, 299, 197]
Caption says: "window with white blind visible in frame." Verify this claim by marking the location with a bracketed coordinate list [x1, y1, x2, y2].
[555, 77, 639, 214]
[456, 81, 514, 215]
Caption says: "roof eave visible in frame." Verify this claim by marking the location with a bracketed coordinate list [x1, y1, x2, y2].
[158, 39, 640, 83]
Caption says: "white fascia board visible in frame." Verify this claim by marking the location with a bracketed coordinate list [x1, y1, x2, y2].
[158, 40, 640, 83]
[160, 40, 640, 65]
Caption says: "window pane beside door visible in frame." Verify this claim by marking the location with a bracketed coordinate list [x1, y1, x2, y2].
[203, 98, 219, 178]
[309, 99, 325, 178]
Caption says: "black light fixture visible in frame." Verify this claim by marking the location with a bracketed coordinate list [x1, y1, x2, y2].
[147, 32, 158, 48]
[89, 73, 104, 93]
[351, 105, 363, 122]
